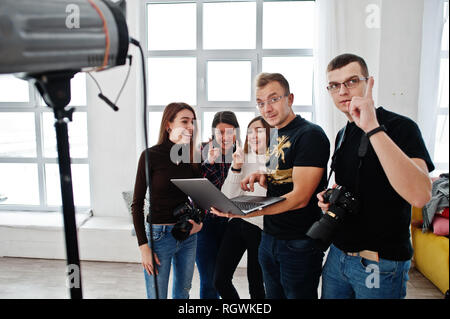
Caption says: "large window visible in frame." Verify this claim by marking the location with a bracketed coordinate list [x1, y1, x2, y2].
[143, 0, 315, 146]
[433, 0, 449, 174]
[0, 74, 91, 211]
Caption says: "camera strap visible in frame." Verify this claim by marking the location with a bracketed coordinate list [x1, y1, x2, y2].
[326, 127, 370, 197]
[327, 108, 385, 196]
[326, 124, 348, 186]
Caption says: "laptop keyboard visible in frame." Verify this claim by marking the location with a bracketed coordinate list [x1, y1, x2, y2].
[232, 201, 262, 211]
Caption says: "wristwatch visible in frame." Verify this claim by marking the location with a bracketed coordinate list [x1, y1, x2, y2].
[231, 167, 242, 172]
[366, 125, 387, 138]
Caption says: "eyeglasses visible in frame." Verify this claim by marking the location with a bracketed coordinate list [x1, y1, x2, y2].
[326, 76, 369, 93]
[256, 95, 287, 109]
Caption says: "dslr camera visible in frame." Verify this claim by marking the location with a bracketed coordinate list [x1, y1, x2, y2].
[306, 185, 359, 251]
[171, 202, 205, 242]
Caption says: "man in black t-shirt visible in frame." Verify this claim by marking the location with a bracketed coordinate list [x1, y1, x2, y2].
[211, 73, 330, 299]
[318, 54, 434, 299]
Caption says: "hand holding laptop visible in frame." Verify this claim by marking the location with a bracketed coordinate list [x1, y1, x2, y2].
[210, 206, 243, 219]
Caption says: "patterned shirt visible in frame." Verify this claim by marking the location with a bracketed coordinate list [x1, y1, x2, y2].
[200, 142, 232, 190]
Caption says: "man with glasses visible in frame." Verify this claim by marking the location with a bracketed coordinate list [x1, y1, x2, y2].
[211, 72, 330, 299]
[318, 53, 434, 299]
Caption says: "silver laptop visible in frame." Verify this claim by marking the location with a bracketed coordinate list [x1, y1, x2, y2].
[171, 178, 285, 215]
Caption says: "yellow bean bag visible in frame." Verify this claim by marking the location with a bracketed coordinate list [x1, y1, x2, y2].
[411, 206, 449, 295]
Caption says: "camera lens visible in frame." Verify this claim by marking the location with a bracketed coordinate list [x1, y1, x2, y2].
[171, 221, 193, 242]
[306, 214, 337, 251]
[306, 185, 358, 251]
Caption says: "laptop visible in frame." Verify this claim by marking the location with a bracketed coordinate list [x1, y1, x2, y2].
[171, 178, 285, 215]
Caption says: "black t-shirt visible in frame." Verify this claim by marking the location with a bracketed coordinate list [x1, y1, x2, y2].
[264, 115, 330, 239]
[332, 107, 434, 261]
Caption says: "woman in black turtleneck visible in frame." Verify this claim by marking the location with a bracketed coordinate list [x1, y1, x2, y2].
[131, 102, 202, 299]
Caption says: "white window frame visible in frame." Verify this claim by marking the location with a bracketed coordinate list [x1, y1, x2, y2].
[141, 0, 315, 141]
[0, 80, 90, 212]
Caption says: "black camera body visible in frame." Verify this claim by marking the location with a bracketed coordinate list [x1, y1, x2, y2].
[171, 202, 205, 242]
[306, 185, 359, 251]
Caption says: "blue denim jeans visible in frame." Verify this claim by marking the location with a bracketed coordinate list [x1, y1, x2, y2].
[195, 214, 228, 299]
[144, 224, 197, 299]
[258, 232, 324, 299]
[321, 245, 411, 299]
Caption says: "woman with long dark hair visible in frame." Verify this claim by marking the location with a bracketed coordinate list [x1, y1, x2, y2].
[131, 102, 202, 299]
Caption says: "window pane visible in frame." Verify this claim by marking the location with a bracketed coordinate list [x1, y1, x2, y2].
[148, 111, 163, 147]
[263, 1, 315, 49]
[148, 57, 197, 105]
[263, 57, 313, 105]
[42, 112, 88, 158]
[203, 111, 256, 143]
[203, 2, 256, 49]
[207, 61, 251, 101]
[45, 164, 91, 207]
[0, 75, 29, 103]
[203, 112, 215, 142]
[0, 112, 36, 157]
[434, 114, 449, 163]
[0, 163, 39, 205]
[235, 112, 257, 143]
[147, 3, 196, 50]
[439, 58, 449, 109]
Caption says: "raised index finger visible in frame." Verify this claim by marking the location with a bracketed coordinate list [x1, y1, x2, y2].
[364, 76, 374, 99]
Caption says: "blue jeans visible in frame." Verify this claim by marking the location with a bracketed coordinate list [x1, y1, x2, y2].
[258, 232, 324, 299]
[196, 214, 228, 299]
[321, 245, 411, 299]
[144, 224, 197, 299]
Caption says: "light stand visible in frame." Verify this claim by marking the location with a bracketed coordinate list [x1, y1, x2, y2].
[27, 70, 83, 299]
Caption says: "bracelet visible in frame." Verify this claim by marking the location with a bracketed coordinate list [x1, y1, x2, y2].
[231, 167, 242, 172]
[366, 125, 386, 138]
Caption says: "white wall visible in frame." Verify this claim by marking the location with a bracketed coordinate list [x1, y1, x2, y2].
[378, 0, 425, 120]
[88, 1, 143, 218]
[335, 0, 382, 96]
[315, 0, 384, 140]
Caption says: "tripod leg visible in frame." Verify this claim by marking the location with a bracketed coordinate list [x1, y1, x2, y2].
[54, 115, 83, 299]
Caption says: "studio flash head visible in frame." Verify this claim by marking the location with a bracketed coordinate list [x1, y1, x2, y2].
[0, 0, 129, 75]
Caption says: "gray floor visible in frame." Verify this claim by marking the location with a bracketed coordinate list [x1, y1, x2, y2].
[0, 257, 444, 299]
